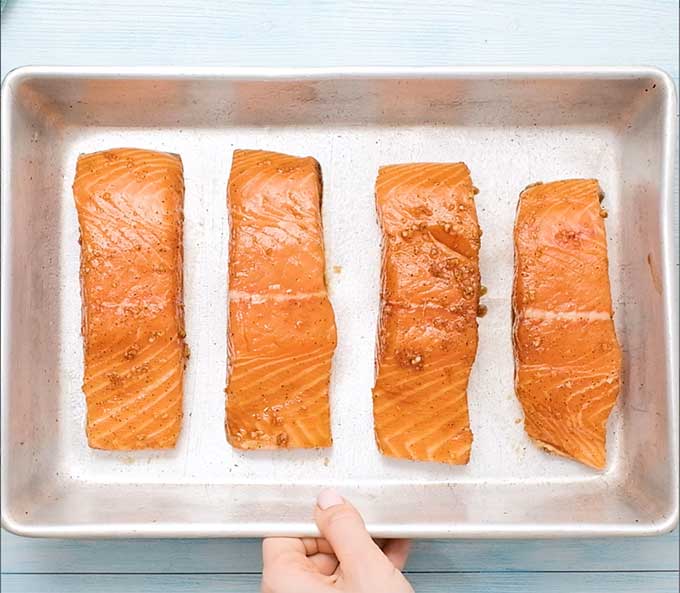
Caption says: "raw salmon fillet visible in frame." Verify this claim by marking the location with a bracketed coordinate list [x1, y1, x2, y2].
[226, 149, 337, 449]
[372, 163, 482, 464]
[512, 179, 621, 469]
[73, 148, 187, 450]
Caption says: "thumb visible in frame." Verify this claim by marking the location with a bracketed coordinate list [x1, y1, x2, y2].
[314, 489, 386, 572]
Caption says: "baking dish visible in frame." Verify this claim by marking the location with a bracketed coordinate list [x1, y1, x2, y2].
[1, 66, 677, 537]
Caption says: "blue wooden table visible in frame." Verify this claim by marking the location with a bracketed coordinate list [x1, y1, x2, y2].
[1, 1, 678, 591]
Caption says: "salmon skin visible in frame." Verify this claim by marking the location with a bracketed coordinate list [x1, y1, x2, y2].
[73, 148, 187, 450]
[226, 149, 337, 449]
[372, 163, 482, 464]
[512, 179, 621, 469]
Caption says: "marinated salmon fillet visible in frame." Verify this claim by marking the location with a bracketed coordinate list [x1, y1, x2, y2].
[372, 163, 482, 464]
[73, 148, 187, 450]
[226, 149, 337, 449]
[513, 179, 621, 469]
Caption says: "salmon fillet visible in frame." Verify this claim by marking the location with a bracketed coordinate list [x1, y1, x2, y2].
[372, 163, 482, 464]
[512, 179, 621, 469]
[73, 148, 187, 450]
[226, 149, 337, 449]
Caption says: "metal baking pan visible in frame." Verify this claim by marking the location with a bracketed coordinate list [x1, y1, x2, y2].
[1, 67, 677, 538]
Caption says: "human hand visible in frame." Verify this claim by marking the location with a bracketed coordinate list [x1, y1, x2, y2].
[261, 489, 414, 593]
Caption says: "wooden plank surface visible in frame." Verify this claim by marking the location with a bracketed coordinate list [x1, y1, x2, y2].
[1, 0, 678, 81]
[3, 572, 679, 593]
[2, 529, 678, 573]
[1, 1, 678, 592]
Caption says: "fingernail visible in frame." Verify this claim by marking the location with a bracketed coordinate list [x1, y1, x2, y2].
[317, 488, 344, 510]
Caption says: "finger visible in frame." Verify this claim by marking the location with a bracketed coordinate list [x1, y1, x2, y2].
[307, 552, 340, 576]
[314, 489, 386, 571]
[262, 538, 337, 573]
[262, 538, 337, 593]
[300, 537, 334, 556]
[262, 567, 336, 593]
[262, 537, 306, 565]
[382, 539, 411, 571]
